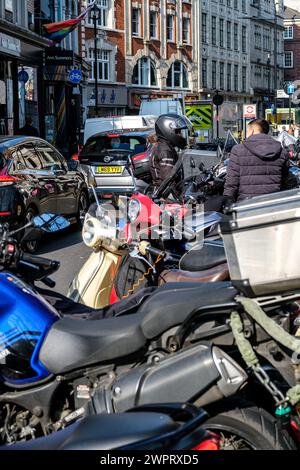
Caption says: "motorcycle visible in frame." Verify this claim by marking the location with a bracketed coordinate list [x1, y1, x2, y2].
[3, 403, 220, 450]
[0, 213, 298, 449]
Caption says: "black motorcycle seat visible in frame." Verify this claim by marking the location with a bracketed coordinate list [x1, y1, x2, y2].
[39, 282, 238, 374]
[139, 282, 238, 339]
[3, 412, 177, 450]
[180, 241, 227, 272]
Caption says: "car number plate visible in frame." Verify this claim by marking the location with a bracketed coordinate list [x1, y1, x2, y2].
[97, 166, 123, 174]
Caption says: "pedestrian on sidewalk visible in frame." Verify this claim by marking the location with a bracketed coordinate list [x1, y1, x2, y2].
[18, 117, 39, 137]
[224, 119, 296, 204]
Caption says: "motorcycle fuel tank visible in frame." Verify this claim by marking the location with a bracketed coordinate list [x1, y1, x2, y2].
[0, 272, 60, 387]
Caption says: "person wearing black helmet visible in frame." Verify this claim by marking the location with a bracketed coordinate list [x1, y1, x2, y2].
[150, 113, 189, 188]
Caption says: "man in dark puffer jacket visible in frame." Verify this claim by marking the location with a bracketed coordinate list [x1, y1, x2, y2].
[224, 119, 293, 203]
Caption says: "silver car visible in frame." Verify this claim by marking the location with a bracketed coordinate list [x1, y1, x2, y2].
[79, 128, 154, 196]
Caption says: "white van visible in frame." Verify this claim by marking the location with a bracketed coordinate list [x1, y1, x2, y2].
[83, 115, 156, 144]
[139, 98, 183, 117]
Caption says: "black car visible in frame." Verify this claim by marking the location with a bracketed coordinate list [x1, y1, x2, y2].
[79, 128, 154, 195]
[0, 136, 89, 250]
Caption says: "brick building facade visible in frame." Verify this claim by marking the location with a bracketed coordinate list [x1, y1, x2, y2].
[82, 0, 198, 117]
[284, 6, 300, 84]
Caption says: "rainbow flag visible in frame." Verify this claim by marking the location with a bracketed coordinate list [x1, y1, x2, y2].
[43, 1, 96, 43]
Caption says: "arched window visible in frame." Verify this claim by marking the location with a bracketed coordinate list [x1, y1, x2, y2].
[167, 61, 189, 89]
[132, 58, 157, 87]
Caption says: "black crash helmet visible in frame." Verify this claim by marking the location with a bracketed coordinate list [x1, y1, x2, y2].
[155, 113, 190, 149]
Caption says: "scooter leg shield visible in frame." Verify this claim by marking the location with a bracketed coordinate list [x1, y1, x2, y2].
[91, 344, 248, 414]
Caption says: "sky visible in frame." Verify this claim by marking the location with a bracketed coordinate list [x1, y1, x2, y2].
[284, 0, 300, 11]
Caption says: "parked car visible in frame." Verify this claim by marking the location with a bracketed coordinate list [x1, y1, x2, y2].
[79, 128, 155, 196]
[0, 136, 89, 251]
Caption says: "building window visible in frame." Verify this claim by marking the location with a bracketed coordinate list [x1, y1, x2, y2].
[212, 60, 217, 89]
[242, 25, 247, 53]
[167, 61, 189, 89]
[242, 66, 247, 93]
[219, 19, 224, 47]
[202, 58, 207, 88]
[284, 51, 294, 69]
[227, 21, 231, 49]
[132, 58, 157, 87]
[167, 15, 174, 41]
[220, 62, 224, 90]
[150, 11, 157, 39]
[234, 23, 238, 51]
[132, 8, 140, 37]
[182, 17, 190, 44]
[227, 63, 232, 91]
[234, 64, 239, 92]
[202, 12, 207, 43]
[87, 0, 108, 27]
[284, 26, 293, 40]
[89, 49, 110, 81]
[212, 16, 217, 46]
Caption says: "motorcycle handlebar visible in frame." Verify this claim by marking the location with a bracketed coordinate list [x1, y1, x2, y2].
[21, 253, 60, 272]
[139, 241, 165, 258]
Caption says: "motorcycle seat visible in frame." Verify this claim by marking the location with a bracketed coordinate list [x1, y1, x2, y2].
[158, 263, 229, 285]
[139, 282, 238, 339]
[39, 282, 238, 374]
[180, 242, 227, 272]
[3, 412, 177, 450]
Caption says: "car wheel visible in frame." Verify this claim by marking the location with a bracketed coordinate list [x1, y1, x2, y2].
[77, 191, 89, 227]
[24, 208, 39, 253]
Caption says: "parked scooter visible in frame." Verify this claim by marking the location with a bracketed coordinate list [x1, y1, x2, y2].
[68, 158, 224, 308]
[0, 213, 298, 449]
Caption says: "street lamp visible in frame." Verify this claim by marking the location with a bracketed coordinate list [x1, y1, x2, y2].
[92, 2, 101, 116]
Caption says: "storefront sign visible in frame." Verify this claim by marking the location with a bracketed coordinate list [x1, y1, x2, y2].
[0, 33, 21, 57]
[45, 50, 74, 66]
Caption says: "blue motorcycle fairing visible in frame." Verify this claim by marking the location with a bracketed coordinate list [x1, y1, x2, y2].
[0, 272, 60, 387]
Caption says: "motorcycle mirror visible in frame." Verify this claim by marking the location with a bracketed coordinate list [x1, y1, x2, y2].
[32, 214, 70, 233]
[199, 162, 205, 173]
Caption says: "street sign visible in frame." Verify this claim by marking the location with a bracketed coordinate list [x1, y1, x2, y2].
[277, 89, 289, 99]
[243, 104, 257, 119]
[68, 68, 83, 84]
[18, 70, 29, 83]
[287, 82, 295, 95]
[212, 93, 224, 107]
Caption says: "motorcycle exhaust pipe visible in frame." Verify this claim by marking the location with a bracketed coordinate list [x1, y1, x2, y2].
[91, 344, 248, 414]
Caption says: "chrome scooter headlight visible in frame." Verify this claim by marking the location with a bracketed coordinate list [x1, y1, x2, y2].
[82, 218, 96, 246]
[82, 216, 117, 248]
[128, 198, 141, 222]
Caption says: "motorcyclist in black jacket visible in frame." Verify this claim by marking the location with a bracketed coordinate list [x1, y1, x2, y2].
[150, 114, 190, 188]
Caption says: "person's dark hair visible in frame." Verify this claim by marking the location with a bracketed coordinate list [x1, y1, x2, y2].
[248, 119, 270, 135]
[25, 116, 33, 125]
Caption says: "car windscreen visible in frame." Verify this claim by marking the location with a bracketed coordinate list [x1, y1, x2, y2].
[81, 135, 147, 163]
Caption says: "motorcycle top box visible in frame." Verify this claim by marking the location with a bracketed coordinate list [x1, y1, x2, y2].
[0, 273, 59, 386]
[220, 189, 300, 297]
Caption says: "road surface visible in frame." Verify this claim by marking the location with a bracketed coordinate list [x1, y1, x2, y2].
[37, 227, 90, 295]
